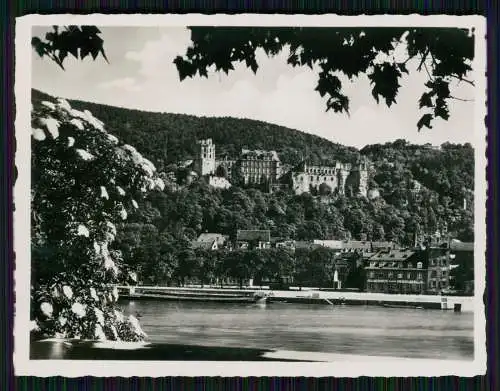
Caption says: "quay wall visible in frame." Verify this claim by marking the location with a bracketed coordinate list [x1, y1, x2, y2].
[117, 286, 474, 312]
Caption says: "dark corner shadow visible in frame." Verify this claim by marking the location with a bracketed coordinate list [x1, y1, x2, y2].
[29, 340, 309, 362]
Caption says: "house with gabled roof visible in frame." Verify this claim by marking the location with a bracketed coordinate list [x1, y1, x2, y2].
[192, 232, 228, 251]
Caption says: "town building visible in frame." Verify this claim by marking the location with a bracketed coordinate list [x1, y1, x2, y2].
[191, 138, 371, 196]
[365, 249, 425, 294]
[365, 246, 451, 294]
[192, 233, 228, 251]
[234, 149, 281, 186]
[236, 230, 271, 250]
[449, 240, 474, 295]
[289, 158, 370, 197]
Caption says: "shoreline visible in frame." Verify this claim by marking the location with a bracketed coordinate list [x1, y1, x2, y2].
[117, 286, 474, 312]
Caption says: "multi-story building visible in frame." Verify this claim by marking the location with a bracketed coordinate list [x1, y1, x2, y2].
[192, 138, 370, 197]
[289, 158, 369, 197]
[234, 149, 281, 186]
[365, 246, 451, 294]
[365, 249, 425, 294]
[193, 138, 216, 176]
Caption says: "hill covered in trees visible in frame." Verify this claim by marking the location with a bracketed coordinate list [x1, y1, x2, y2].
[32, 89, 361, 170]
[31, 89, 475, 285]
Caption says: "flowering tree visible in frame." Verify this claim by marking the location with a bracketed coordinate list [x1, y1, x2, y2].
[31, 97, 165, 341]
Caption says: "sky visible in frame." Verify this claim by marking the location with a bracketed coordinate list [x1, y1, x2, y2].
[31, 26, 476, 149]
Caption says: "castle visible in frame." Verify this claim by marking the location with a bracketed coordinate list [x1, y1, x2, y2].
[192, 138, 369, 196]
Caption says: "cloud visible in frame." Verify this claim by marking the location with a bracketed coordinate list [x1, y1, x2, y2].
[99, 77, 141, 92]
[32, 27, 475, 149]
[125, 29, 192, 81]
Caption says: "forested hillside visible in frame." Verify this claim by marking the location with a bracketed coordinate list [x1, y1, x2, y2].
[31, 89, 475, 284]
[32, 89, 361, 170]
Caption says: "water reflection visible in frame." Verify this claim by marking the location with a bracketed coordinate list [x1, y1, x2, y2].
[120, 300, 474, 360]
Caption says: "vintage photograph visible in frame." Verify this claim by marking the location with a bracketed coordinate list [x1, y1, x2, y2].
[15, 15, 486, 377]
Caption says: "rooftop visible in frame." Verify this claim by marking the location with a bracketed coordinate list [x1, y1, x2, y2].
[191, 241, 216, 250]
[237, 230, 271, 242]
[371, 250, 416, 262]
[449, 241, 474, 252]
[197, 233, 225, 244]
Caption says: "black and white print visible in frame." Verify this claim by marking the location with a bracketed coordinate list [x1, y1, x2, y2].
[15, 14, 486, 377]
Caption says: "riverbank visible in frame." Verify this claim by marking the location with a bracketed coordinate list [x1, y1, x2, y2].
[117, 285, 474, 312]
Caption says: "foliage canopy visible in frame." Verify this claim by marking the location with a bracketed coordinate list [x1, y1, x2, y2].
[33, 26, 475, 130]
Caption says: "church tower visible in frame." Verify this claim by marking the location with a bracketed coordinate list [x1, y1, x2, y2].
[194, 138, 216, 176]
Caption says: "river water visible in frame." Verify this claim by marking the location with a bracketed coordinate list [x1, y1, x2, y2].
[120, 299, 474, 361]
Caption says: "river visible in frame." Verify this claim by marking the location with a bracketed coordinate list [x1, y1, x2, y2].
[120, 299, 474, 361]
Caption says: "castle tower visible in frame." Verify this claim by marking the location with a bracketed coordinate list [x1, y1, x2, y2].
[194, 138, 216, 176]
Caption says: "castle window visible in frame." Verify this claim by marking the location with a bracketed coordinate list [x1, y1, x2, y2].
[331, 177, 334, 181]
[310, 176, 313, 181]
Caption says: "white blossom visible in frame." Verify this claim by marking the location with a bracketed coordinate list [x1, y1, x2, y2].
[76, 149, 95, 161]
[70, 108, 86, 119]
[129, 272, 138, 282]
[142, 158, 156, 172]
[41, 101, 56, 110]
[77, 224, 90, 237]
[94, 324, 106, 341]
[62, 285, 73, 299]
[58, 316, 67, 327]
[119, 208, 128, 220]
[67, 137, 75, 147]
[128, 315, 147, 337]
[116, 186, 126, 196]
[90, 287, 99, 301]
[106, 221, 117, 235]
[141, 164, 154, 177]
[29, 320, 39, 331]
[106, 134, 119, 144]
[131, 200, 138, 209]
[100, 186, 109, 200]
[40, 302, 53, 318]
[32, 127, 46, 141]
[83, 110, 104, 131]
[104, 257, 117, 275]
[57, 98, 72, 112]
[70, 119, 84, 130]
[93, 241, 101, 254]
[40, 117, 60, 139]
[122, 144, 137, 154]
[155, 178, 165, 191]
[114, 310, 124, 322]
[110, 325, 120, 341]
[94, 308, 105, 325]
[71, 302, 87, 318]
[147, 178, 156, 190]
[112, 286, 119, 302]
[101, 241, 109, 257]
